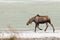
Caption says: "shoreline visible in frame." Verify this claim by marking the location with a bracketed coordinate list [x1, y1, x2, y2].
[0, 30, 60, 38]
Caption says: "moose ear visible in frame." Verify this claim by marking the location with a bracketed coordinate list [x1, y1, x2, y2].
[36, 14, 40, 16]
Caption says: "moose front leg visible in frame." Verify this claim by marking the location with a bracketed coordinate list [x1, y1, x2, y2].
[34, 24, 42, 32]
[34, 24, 38, 32]
[34, 24, 37, 32]
[37, 24, 42, 30]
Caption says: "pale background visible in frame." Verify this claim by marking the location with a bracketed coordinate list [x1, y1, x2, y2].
[0, 0, 60, 31]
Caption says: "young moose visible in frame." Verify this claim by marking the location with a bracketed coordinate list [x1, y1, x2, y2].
[26, 14, 55, 32]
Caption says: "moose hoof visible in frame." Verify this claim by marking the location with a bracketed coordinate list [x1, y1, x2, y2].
[34, 31, 36, 33]
[44, 30, 46, 32]
[53, 30, 55, 33]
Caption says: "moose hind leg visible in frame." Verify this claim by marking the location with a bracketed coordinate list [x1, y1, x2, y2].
[44, 23, 48, 32]
[49, 21, 55, 32]
[50, 23, 55, 32]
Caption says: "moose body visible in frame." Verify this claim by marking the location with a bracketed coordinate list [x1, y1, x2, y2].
[26, 14, 55, 32]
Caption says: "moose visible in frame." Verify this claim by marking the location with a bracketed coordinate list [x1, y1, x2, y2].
[26, 14, 55, 32]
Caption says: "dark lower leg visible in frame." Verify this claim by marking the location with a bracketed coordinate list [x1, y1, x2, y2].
[34, 24, 39, 32]
[34, 26, 37, 32]
[36, 24, 42, 30]
[50, 23, 55, 32]
[37, 27, 42, 30]
[44, 23, 48, 31]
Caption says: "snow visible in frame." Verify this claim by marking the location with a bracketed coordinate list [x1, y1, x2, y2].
[0, 30, 60, 38]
